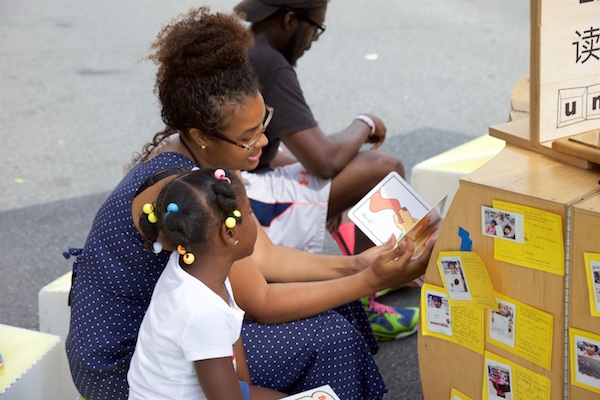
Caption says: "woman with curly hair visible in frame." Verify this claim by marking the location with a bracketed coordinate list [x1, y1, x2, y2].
[65, 7, 430, 400]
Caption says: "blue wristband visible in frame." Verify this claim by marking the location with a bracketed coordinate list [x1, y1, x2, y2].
[239, 381, 250, 400]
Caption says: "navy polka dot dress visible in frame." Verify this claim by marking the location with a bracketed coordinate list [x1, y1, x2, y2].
[65, 152, 387, 400]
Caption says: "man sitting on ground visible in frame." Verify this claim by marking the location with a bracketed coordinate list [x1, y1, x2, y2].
[234, 0, 419, 341]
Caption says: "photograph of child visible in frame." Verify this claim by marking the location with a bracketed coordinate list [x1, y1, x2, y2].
[486, 361, 512, 400]
[441, 257, 472, 301]
[481, 206, 524, 243]
[426, 291, 452, 336]
[489, 300, 516, 348]
[591, 262, 600, 313]
[574, 336, 600, 390]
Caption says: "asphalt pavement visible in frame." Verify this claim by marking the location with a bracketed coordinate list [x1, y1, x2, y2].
[0, 0, 530, 398]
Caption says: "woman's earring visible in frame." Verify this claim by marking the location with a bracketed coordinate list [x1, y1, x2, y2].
[200, 145, 206, 149]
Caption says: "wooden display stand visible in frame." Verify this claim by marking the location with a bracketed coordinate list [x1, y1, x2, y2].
[417, 3, 600, 397]
[568, 194, 600, 399]
[417, 144, 600, 399]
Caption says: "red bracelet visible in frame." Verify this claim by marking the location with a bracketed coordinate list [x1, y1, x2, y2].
[354, 114, 376, 136]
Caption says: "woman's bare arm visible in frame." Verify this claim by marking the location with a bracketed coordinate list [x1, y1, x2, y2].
[230, 237, 431, 324]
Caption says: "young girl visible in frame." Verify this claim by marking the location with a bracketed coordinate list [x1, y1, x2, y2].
[128, 167, 283, 400]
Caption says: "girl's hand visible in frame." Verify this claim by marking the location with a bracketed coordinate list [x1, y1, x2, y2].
[362, 236, 433, 292]
[352, 240, 390, 272]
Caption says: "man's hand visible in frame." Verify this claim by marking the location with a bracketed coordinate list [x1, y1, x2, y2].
[363, 114, 387, 149]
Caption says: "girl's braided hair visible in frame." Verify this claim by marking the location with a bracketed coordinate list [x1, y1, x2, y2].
[139, 167, 245, 255]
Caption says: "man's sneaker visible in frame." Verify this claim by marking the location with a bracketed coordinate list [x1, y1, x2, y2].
[362, 294, 419, 341]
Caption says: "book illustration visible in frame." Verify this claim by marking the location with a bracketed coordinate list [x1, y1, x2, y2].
[280, 384, 340, 400]
[404, 196, 447, 259]
[368, 188, 419, 238]
[349, 171, 438, 247]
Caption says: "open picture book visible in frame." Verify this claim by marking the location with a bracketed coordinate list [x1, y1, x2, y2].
[280, 384, 340, 400]
[349, 171, 447, 259]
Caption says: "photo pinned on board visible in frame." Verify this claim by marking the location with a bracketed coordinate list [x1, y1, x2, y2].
[486, 360, 513, 400]
[440, 256, 472, 301]
[574, 335, 600, 390]
[426, 290, 452, 336]
[489, 299, 516, 348]
[590, 261, 600, 314]
[481, 206, 524, 243]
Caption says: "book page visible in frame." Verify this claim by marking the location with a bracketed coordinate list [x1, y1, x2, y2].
[405, 196, 447, 258]
[279, 384, 340, 400]
[349, 171, 430, 246]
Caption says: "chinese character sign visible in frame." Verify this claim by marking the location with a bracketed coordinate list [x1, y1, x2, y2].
[533, 0, 600, 141]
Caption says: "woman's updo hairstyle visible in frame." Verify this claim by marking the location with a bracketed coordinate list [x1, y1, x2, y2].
[148, 7, 259, 137]
[139, 167, 245, 255]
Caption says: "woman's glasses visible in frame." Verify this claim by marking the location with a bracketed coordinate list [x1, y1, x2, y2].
[211, 106, 274, 151]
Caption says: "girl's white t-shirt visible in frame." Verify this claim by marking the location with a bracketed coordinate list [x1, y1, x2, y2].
[128, 252, 244, 400]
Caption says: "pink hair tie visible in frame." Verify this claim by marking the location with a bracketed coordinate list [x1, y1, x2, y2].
[214, 168, 231, 183]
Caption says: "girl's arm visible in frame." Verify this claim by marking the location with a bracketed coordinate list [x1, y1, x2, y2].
[233, 337, 251, 384]
[234, 338, 284, 400]
[195, 357, 245, 400]
[248, 214, 381, 282]
[230, 237, 431, 324]
[133, 177, 381, 283]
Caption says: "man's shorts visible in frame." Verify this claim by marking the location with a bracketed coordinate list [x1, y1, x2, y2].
[241, 163, 330, 254]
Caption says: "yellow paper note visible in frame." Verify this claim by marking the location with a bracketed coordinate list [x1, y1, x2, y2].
[493, 201, 564, 275]
[569, 327, 600, 394]
[450, 387, 474, 400]
[437, 251, 497, 310]
[482, 351, 551, 400]
[584, 252, 600, 317]
[487, 293, 553, 370]
[421, 283, 484, 355]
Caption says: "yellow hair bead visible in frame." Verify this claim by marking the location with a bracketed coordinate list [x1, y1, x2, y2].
[225, 216, 237, 229]
[182, 252, 195, 265]
[142, 203, 154, 215]
[177, 245, 186, 255]
[232, 209, 241, 218]
[147, 213, 157, 224]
